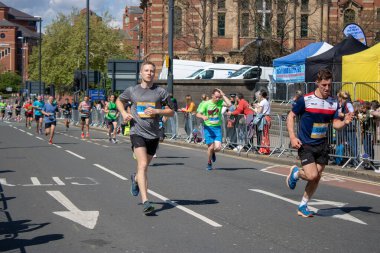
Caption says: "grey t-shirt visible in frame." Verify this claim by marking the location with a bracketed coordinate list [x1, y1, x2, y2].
[119, 84, 173, 139]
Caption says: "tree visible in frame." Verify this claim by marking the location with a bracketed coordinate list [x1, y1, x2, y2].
[0, 72, 22, 93]
[174, 0, 215, 61]
[28, 10, 134, 94]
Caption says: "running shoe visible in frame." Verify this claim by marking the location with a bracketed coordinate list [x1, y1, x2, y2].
[39, 129, 43, 135]
[112, 138, 118, 144]
[297, 205, 314, 218]
[48, 140, 53, 145]
[286, 165, 299, 190]
[130, 173, 139, 196]
[109, 137, 112, 143]
[206, 162, 212, 171]
[212, 152, 216, 163]
[86, 133, 90, 138]
[81, 132, 85, 139]
[28, 126, 31, 129]
[143, 201, 155, 214]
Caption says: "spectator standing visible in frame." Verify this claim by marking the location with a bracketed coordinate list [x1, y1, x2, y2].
[254, 90, 271, 154]
[227, 93, 254, 151]
[180, 95, 197, 137]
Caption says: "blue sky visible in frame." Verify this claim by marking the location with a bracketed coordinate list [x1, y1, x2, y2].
[1, 0, 141, 29]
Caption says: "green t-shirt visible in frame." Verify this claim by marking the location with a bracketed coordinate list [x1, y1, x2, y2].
[0, 102, 6, 110]
[106, 102, 118, 120]
[197, 99, 224, 127]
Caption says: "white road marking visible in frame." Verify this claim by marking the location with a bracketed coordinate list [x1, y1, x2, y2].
[250, 189, 367, 225]
[102, 145, 109, 148]
[260, 168, 286, 177]
[27, 132, 33, 136]
[36, 137, 44, 140]
[19, 129, 25, 133]
[53, 144, 62, 149]
[53, 177, 66, 186]
[65, 150, 85, 159]
[47, 190, 99, 229]
[24, 177, 53, 186]
[148, 190, 223, 228]
[356, 191, 380, 198]
[0, 178, 15, 186]
[93, 164, 127, 180]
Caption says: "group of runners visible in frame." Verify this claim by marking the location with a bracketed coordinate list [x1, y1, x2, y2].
[1, 61, 353, 217]
[115, 61, 354, 217]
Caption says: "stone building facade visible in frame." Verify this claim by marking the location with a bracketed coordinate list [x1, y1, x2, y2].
[137, 0, 380, 75]
[122, 6, 144, 59]
[0, 2, 39, 81]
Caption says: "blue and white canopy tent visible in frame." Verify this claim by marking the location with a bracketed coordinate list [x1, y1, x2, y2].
[273, 42, 333, 83]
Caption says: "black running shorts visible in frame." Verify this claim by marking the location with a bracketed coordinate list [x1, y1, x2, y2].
[130, 134, 159, 156]
[35, 115, 42, 121]
[45, 121, 56, 128]
[298, 142, 330, 166]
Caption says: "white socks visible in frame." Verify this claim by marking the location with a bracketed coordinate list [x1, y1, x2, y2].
[300, 197, 309, 207]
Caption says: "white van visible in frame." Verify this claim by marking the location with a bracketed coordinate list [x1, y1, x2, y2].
[159, 59, 212, 80]
[184, 64, 250, 79]
[228, 66, 273, 81]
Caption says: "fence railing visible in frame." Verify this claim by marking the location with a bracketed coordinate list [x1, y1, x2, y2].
[159, 111, 380, 171]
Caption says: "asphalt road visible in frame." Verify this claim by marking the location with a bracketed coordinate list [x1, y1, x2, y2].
[1, 120, 379, 253]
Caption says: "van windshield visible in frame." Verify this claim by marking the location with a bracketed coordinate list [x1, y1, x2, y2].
[187, 69, 204, 78]
[228, 67, 251, 78]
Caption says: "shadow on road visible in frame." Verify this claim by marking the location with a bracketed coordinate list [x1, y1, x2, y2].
[150, 163, 185, 166]
[0, 181, 64, 252]
[0, 170, 14, 174]
[317, 206, 380, 216]
[156, 156, 190, 159]
[147, 199, 219, 216]
[216, 167, 258, 171]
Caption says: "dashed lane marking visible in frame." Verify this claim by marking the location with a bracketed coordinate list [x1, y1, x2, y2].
[93, 164, 127, 180]
[356, 191, 380, 198]
[36, 137, 44, 141]
[65, 150, 85, 160]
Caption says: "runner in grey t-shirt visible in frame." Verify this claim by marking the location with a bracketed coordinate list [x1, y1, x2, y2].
[116, 61, 174, 214]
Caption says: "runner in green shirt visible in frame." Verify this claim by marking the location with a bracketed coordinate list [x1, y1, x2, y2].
[196, 88, 231, 170]
[105, 95, 119, 143]
[0, 100, 7, 121]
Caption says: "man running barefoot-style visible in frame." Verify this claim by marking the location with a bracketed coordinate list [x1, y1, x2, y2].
[116, 61, 174, 214]
[286, 69, 353, 218]
[196, 88, 231, 170]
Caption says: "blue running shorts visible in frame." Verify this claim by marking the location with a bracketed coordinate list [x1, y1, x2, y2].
[204, 125, 222, 145]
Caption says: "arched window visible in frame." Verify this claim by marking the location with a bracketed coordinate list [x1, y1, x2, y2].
[174, 6, 182, 37]
[344, 9, 356, 25]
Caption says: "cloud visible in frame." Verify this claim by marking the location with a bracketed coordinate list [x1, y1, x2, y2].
[0, 0, 141, 29]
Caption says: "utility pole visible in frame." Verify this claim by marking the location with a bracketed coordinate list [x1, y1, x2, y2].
[86, 0, 90, 95]
[167, 0, 174, 95]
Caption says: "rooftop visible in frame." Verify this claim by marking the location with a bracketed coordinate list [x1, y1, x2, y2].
[0, 1, 39, 21]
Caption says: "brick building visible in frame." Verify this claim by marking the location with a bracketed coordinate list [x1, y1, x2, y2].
[0, 2, 39, 81]
[122, 6, 144, 60]
[138, 0, 380, 76]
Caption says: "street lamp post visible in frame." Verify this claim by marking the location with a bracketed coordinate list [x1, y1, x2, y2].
[34, 16, 42, 96]
[255, 36, 263, 80]
[86, 0, 90, 95]
[17, 37, 24, 89]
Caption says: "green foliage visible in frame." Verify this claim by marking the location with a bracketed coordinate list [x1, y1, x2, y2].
[28, 10, 134, 93]
[0, 72, 22, 93]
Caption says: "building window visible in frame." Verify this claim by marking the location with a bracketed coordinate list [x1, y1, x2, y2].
[241, 13, 250, 37]
[301, 0, 309, 12]
[256, 0, 272, 34]
[375, 31, 380, 42]
[241, 1, 250, 9]
[174, 6, 182, 37]
[301, 14, 308, 37]
[218, 13, 225, 36]
[344, 9, 355, 25]
[218, 0, 225, 9]
[277, 13, 285, 38]
[377, 8, 380, 21]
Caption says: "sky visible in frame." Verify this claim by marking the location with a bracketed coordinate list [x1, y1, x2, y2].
[1, 0, 141, 29]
